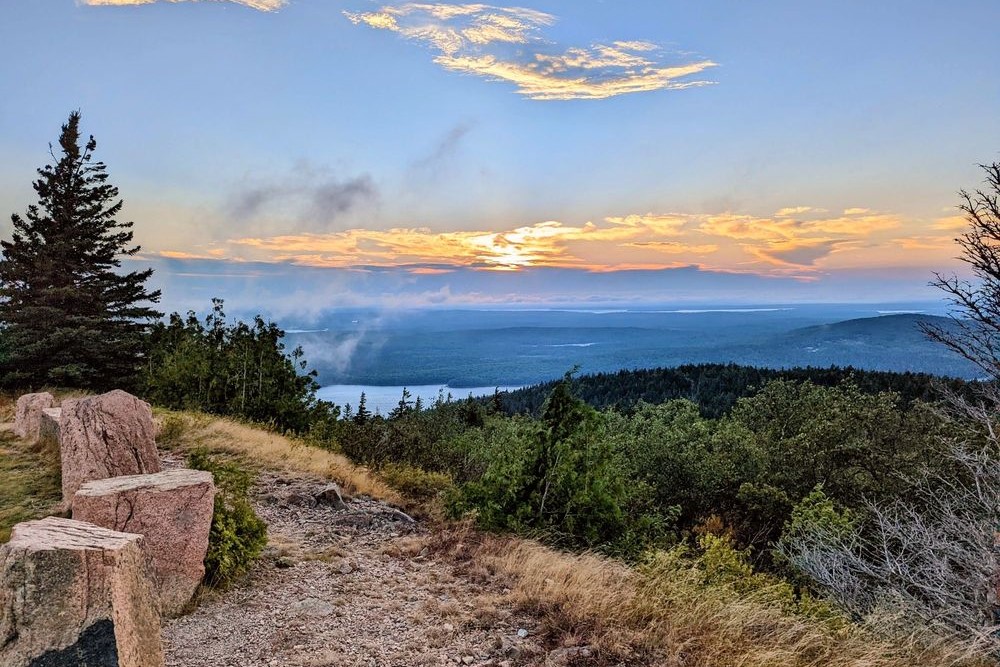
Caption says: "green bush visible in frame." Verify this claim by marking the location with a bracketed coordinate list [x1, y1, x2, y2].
[452, 376, 653, 553]
[188, 449, 268, 588]
[143, 299, 335, 433]
[380, 463, 453, 500]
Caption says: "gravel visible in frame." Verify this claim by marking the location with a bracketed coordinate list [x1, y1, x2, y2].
[161, 469, 544, 667]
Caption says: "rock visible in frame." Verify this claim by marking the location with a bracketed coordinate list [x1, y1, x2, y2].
[462, 656, 475, 665]
[13, 392, 54, 440]
[38, 407, 61, 446]
[516, 628, 529, 638]
[545, 646, 593, 666]
[0, 516, 164, 667]
[282, 490, 316, 507]
[315, 483, 348, 510]
[385, 508, 416, 524]
[276, 556, 297, 569]
[290, 597, 335, 618]
[72, 468, 216, 617]
[337, 560, 353, 575]
[59, 389, 161, 503]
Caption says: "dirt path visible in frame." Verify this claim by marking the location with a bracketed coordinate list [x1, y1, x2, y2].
[161, 471, 545, 667]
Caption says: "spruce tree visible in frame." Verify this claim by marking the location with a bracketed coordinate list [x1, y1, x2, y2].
[0, 111, 162, 389]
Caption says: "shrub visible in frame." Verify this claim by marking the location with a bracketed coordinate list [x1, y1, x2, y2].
[188, 449, 267, 588]
[452, 376, 650, 553]
[380, 463, 453, 500]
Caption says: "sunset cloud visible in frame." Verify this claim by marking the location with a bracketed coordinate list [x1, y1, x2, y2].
[931, 215, 968, 231]
[150, 202, 921, 276]
[344, 3, 716, 100]
[80, 0, 286, 10]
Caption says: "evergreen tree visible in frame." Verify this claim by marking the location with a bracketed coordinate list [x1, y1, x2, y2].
[0, 111, 161, 388]
[353, 392, 371, 425]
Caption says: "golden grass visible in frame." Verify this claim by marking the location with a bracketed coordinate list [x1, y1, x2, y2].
[153, 409, 401, 504]
[420, 524, 985, 667]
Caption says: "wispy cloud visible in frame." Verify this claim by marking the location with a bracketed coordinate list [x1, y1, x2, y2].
[80, 0, 286, 10]
[344, 3, 717, 100]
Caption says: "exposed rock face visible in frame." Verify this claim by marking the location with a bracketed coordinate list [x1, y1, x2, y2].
[0, 516, 164, 667]
[38, 407, 62, 447]
[13, 392, 55, 440]
[73, 469, 216, 617]
[59, 390, 161, 503]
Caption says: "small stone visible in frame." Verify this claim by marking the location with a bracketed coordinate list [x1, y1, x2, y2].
[386, 508, 416, 524]
[290, 598, 336, 618]
[516, 628, 529, 639]
[276, 556, 297, 569]
[442, 622, 455, 633]
[338, 560, 353, 575]
[462, 657, 475, 665]
[545, 646, 593, 666]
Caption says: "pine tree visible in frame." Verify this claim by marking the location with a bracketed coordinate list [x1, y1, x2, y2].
[0, 111, 162, 389]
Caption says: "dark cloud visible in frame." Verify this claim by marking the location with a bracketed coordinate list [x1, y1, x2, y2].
[227, 162, 377, 233]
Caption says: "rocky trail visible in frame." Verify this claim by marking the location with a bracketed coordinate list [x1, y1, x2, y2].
[161, 461, 547, 667]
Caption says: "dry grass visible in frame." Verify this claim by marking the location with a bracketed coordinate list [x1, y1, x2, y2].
[419, 523, 987, 667]
[153, 409, 400, 504]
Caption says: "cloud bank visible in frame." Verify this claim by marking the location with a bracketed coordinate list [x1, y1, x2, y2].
[80, 0, 286, 10]
[345, 3, 717, 100]
[152, 205, 918, 277]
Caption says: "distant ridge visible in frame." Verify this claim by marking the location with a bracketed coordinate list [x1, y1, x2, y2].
[495, 362, 971, 418]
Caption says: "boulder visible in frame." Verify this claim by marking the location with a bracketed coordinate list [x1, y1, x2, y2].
[38, 407, 62, 447]
[0, 516, 164, 667]
[73, 469, 216, 617]
[59, 390, 161, 503]
[13, 392, 55, 440]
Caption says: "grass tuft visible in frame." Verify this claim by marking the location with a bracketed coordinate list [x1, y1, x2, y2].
[153, 408, 400, 503]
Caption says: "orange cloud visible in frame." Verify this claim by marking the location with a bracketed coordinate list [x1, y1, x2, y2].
[346, 3, 716, 101]
[82, 0, 285, 10]
[932, 215, 968, 231]
[153, 202, 957, 277]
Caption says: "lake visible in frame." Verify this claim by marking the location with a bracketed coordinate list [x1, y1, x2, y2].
[316, 384, 523, 415]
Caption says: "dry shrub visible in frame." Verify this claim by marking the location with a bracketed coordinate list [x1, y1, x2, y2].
[422, 523, 985, 667]
[152, 409, 399, 503]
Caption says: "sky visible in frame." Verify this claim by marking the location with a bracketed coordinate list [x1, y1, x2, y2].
[2, 0, 999, 316]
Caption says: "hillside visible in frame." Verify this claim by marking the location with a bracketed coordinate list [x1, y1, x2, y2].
[0, 400, 979, 667]
[290, 310, 979, 390]
[496, 360, 970, 417]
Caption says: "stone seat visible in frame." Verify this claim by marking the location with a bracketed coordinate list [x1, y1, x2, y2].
[73, 469, 216, 617]
[0, 516, 164, 667]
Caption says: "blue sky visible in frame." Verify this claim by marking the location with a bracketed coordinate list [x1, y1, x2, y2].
[2, 0, 999, 315]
